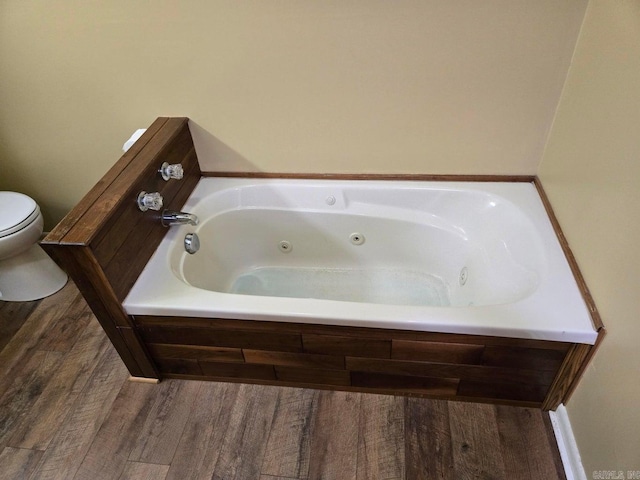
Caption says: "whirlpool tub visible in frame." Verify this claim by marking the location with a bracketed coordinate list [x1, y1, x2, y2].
[124, 177, 597, 345]
[43, 118, 603, 408]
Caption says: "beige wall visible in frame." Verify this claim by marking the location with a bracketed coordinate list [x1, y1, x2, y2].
[538, 0, 640, 473]
[0, 0, 587, 228]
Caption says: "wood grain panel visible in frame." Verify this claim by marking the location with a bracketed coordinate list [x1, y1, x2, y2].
[458, 379, 548, 403]
[392, 339, 484, 365]
[199, 361, 276, 381]
[43, 117, 203, 381]
[274, 365, 351, 386]
[302, 334, 390, 358]
[139, 326, 302, 352]
[482, 345, 568, 372]
[56, 118, 191, 245]
[148, 344, 244, 363]
[91, 128, 197, 265]
[243, 349, 344, 369]
[155, 358, 203, 376]
[351, 372, 459, 396]
[103, 149, 201, 302]
[135, 315, 572, 350]
[44, 117, 170, 243]
[542, 343, 593, 410]
[346, 357, 556, 386]
[39, 246, 150, 378]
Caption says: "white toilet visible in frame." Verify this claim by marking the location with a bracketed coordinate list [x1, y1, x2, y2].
[0, 192, 67, 302]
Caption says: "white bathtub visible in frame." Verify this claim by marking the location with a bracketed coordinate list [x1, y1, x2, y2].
[124, 178, 597, 344]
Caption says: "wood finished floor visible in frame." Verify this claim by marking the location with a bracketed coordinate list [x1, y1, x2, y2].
[0, 281, 566, 480]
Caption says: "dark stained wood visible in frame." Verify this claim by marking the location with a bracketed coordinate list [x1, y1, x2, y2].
[44, 117, 170, 243]
[45, 246, 155, 378]
[135, 315, 573, 350]
[275, 365, 351, 386]
[244, 349, 345, 369]
[352, 372, 459, 396]
[302, 333, 391, 358]
[148, 343, 244, 362]
[392, 339, 484, 365]
[54, 118, 192, 245]
[200, 361, 277, 381]
[139, 325, 303, 353]
[482, 345, 568, 372]
[42, 116, 203, 381]
[0, 281, 568, 479]
[346, 357, 557, 386]
[136, 314, 575, 408]
[155, 358, 203, 376]
[204, 171, 536, 183]
[101, 148, 200, 302]
[458, 379, 549, 403]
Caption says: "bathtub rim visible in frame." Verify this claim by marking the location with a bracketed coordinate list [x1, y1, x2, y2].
[124, 177, 600, 345]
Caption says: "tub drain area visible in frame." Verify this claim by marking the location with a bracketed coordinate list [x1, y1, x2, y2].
[229, 267, 450, 307]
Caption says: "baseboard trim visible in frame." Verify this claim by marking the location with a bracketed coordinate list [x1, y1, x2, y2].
[549, 404, 587, 480]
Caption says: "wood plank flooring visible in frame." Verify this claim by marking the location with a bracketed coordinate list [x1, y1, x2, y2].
[0, 281, 566, 480]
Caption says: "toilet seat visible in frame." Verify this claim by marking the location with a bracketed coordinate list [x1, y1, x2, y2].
[0, 192, 40, 239]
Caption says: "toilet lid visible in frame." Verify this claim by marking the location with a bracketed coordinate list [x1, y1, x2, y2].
[0, 192, 40, 238]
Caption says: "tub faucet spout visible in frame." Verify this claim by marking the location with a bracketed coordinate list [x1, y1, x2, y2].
[161, 210, 199, 227]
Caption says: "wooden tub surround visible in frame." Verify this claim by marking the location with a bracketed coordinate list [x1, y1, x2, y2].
[42, 116, 605, 410]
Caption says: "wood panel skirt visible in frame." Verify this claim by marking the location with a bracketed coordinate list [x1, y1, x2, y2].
[133, 314, 593, 410]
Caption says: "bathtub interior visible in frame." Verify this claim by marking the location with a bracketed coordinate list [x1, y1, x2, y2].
[174, 181, 545, 308]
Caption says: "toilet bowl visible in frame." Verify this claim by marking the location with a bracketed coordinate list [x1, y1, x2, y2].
[0, 192, 67, 301]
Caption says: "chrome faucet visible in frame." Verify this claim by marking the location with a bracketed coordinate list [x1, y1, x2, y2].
[161, 210, 199, 227]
